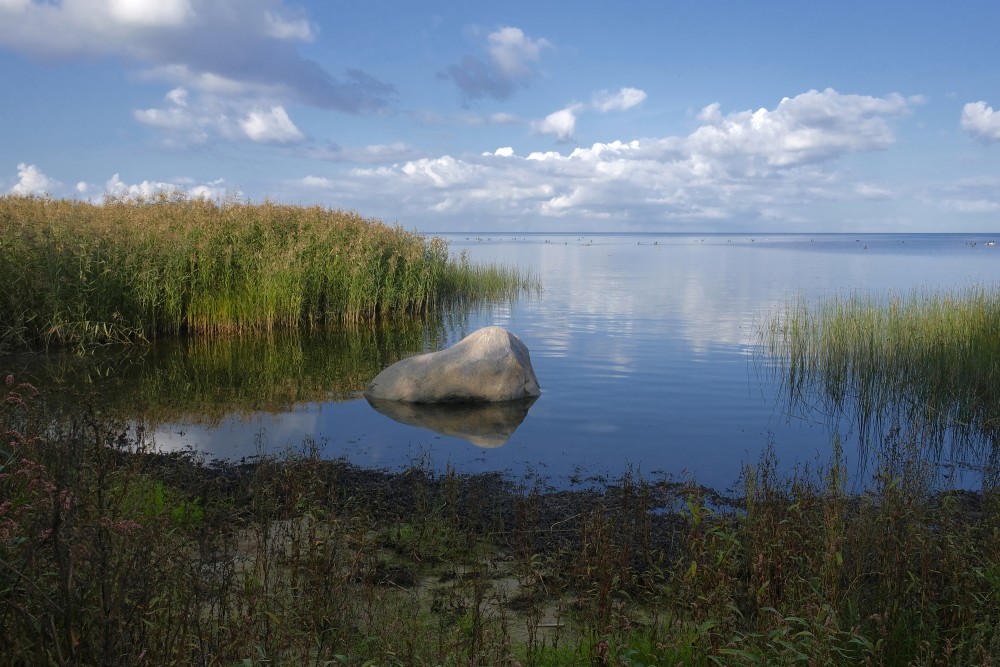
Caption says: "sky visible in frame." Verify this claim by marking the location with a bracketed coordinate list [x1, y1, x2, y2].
[2, 0, 1000, 233]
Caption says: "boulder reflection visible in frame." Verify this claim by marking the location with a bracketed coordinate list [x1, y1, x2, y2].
[365, 397, 537, 447]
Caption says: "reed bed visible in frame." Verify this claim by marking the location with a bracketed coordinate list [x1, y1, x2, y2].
[3, 377, 998, 666]
[0, 194, 535, 350]
[762, 285, 1000, 459]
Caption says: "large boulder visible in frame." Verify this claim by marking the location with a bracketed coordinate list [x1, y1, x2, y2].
[363, 326, 541, 403]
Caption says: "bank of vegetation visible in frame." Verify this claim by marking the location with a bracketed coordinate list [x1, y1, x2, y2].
[0, 195, 534, 351]
[2, 377, 998, 666]
[762, 285, 1000, 459]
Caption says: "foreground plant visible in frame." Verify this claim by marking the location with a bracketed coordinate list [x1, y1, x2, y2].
[2, 377, 998, 666]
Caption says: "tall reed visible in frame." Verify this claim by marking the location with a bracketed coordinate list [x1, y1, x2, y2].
[0, 194, 535, 350]
[761, 286, 1000, 462]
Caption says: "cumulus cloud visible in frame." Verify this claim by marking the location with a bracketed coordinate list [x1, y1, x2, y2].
[688, 88, 919, 169]
[240, 106, 304, 143]
[9, 162, 61, 195]
[108, 0, 192, 27]
[488, 26, 550, 78]
[532, 87, 648, 142]
[188, 178, 232, 200]
[592, 87, 647, 113]
[442, 26, 551, 102]
[0, 0, 392, 115]
[339, 89, 920, 228]
[135, 87, 309, 145]
[7, 163, 237, 201]
[961, 101, 1000, 143]
[532, 105, 582, 142]
[105, 173, 237, 200]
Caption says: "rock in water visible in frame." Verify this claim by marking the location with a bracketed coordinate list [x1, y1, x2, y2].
[363, 326, 541, 403]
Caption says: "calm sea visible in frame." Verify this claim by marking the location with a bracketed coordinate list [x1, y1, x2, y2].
[21, 233, 1000, 491]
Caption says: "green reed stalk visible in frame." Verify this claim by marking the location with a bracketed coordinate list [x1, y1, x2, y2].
[763, 285, 1000, 456]
[0, 195, 536, 349]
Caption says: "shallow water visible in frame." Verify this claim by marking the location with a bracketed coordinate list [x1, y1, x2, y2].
[9, 233, 1000, 490]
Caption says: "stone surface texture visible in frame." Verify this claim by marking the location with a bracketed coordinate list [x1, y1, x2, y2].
[363, 326, 540, 403]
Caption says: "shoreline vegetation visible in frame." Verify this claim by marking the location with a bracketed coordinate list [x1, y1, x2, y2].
[0, 194, 535, 352]
[1, 378, 998, 665]
[762, 286, 1000, 462]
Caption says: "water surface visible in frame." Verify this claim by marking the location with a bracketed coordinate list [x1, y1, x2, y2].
[9, 233, 999, 490]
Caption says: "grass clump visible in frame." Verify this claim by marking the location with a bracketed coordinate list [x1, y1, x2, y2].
[762, 286, 1000, 462]
[0, 194, 535, 350]
[3, 378, 999, 665]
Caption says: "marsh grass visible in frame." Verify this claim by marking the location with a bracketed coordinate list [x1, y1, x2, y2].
[762, 286, 1000, 464]
[3, 378, 999, 666]
[0, 194, 535, 351]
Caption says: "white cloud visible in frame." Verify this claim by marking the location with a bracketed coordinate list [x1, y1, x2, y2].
[533, 105, 583, 142]
[106, 173, 179, 199]
[7, 164, 236, 201]
[532, 87, 647, 143]
[9, 163, 60, 195]
[105, 173, 237, 200]
[961, 101, 1000, 143]
[240, 106, 305, 144]
[339, 89, 920, 229]
[108, 0, 192, 27]
[188, 178, 231, 200]
[487, 26, 551, 79]
[592, 87, 648, 113]
[399, 156, 477, 188]
[136, 89, 307, 146]
[688, 88, 919, 168]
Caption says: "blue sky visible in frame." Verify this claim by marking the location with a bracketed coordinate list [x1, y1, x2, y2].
[2, 1, 1000, 233]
